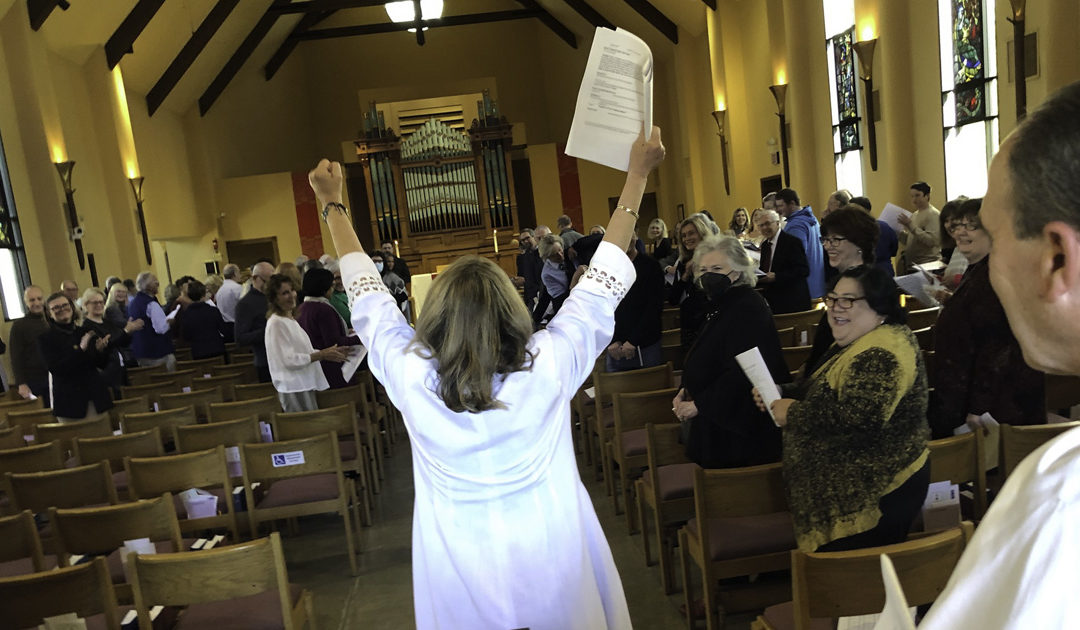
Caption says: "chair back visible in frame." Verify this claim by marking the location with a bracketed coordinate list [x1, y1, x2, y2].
[159, 386, 224, 421]
[33, 415, 112, 457]
[242, 432, 343, 483]
[0, 442, 65, 486]
[126, 363, 169, 386]
[661, 307, 680, 330]
[8, 461, 120, 513]
[928, 432, 987, 518]
[1045, 374, 1080, 413]
[192, 373, 246, 402]
[1000, 422, 1080, 478]
[0, 398, 43, 429]
[126, 446, 234, 500]
[49, 494, 183, 559]
[130, 532, 298, 630]
[314, 384, 364, 411]
[905, 307, 941, 331]
[211, 361, 257, 384]
[274, 404, 358, 443]
[177, 356, 227, 373]
[0, 425, 25, 450]
[773, 308, 822, 337]
[120, 380, 183, 408]
[109, 395, 152, 429]
[122, 406, 198, 446]
[660, 328, 680, 347]
[233, 382, 278, 401]
[150, 369, 195, 390]
[0, 510, 47, 571]
[782, 345, 813, 373]
[6, 408, 57, 435]
[912, 326, 935, 351]
[791, 524, 974, 628]
[645, 422, 692, 469]
[594, 363, 674, 407]
[0, 557, 120, 629]
[209, 395, 280, 425]
[692, 463, 789, 520]
[775, 326, 796, 348]
[74, 428, 165, 473]
[613, 389, 679, 439]
[176, 416, 262, 453]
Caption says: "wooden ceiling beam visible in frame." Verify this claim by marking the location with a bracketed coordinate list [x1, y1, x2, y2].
[27, 0, 64, 31]
[294, 10, 543, 41]
[105, 0, 167, 69]
[623, 0, 678, 44]
[560, 0, 614, 29]
[270, 0, 386, 14]
[264, 10, 335, 80]
[701, 0, 716, 9]
[515, 0, 576, 48]
[199, 2, 288, 116]
[147, 0, 240, 116]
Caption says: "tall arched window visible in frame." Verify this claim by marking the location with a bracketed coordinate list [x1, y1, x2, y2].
[0, 132, 31, 319]
[939, 0, 1000, 199]
[824, 0, 864, 197]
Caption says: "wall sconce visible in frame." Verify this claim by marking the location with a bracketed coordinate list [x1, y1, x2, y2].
[1008, 0, 1027, 120]
[54, 160, 86, 270]
[853, 38, 879, 171]
[768, 84, 790, 187]
[710, 109, 731, 195]
[128, 176, 153, 265]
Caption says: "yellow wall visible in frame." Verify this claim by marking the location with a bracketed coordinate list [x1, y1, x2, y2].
[217, 172, 302, 265]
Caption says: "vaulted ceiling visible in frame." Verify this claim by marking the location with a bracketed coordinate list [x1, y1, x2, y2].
[24, 0, 714, 117]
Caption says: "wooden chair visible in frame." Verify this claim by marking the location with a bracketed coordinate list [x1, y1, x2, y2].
[0, 398, 43, 429]
[754, 524, 974, 630]
[126, 446, 240, 541]
[317, 385, 384, 486]
[0, 510, 48, 577]
[928, 432, 988, 520]
[1000, 422, 1080, 479]
[273, 404, 373, 525]
[233, 382, 279, 402]
[661, 328, 681, 347]
[906, 306, 942, 331]
[679, 464, 797, 630]
[211, 361, 258, 384]
[174, 347, 193, 362]
[660, 343, 686, 372]
[159, 386, 224, 421]
[33, 415, 112, 458]
[923, 350, 936, 388]
[636, 422, 700, 594]
[0, 441, 65, 496]
[122, 406, 199, 449]
[592, 363, 674, 489]
[209, 395, 280, 427]
[150, 369, 196, 390]
[126, 363, 169, 386]
[120, 380, 183, 410]
[177, 356, 227, 373]
[175, 416, 262, 454]
[661, 306, 681, 330]
[1045, 374, 1080, 414]
[0, 425, 25, 450]
[74, 428, 165, 498]
[6, 407, 57, 436]
[913, 326, 935, 351]
[192, 373, 247, 402]
[775, 326, 796, 348]
[129, 532, 313, 630]
[782, 345, 814, 373]
[241, 432, 361, 575]
[8, 461, 120, 517]
[773, 308, 822, 340]
[109, 395, 152, 430]
[358, 370, 400, 446]
[572, 368, 600, 466]
[608, 388, 678, 529]
[0, 557, 121, 629]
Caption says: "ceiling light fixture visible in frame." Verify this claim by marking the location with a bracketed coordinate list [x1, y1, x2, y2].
[385, 0, 443, 31]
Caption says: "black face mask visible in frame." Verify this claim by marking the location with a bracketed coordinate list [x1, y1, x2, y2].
[697, 272, 733, 301]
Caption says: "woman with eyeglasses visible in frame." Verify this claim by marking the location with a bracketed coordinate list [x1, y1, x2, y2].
[672, 236, 790, 468]
[38, 292, 116, 423]
[81, 287, 144, 397]
[755, 265, 929, 552]
[929, 198, 1047, 438]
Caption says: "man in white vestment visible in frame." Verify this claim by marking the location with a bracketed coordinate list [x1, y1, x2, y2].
[918, 80, 1080, 628]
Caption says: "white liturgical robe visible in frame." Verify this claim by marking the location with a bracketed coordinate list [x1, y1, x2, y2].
[341, 241, 635, 630]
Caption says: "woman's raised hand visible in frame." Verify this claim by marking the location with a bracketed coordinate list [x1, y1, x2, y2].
[627, 127, 665, 179]
[308, 159, 344, 205]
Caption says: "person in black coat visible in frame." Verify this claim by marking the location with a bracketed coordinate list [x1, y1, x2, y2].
[235, 262, 275, 382]
[39, 292, 113, 422]
[755, 210, 812, 314]
[672, 236, 792, 468]
[606, 238, 666, 372]
[515, 229, 544, 309]
[180, 280, 229, 360]
[668, 213, 721, 350]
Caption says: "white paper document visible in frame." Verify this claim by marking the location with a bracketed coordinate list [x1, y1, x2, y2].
[341, 344, 370, 384]
[165, 304, 181, 321]
[566, 26, 653, 171]
[894, 272, 941, 308]
[879, 203, 912, 234]
[735, 347, 781, 424]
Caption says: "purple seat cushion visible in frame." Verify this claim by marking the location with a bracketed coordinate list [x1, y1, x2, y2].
[174, 584, 304, 630]
[686, 512, 796, 561]
[111, 470, 128, 494]
[761, 601, 836, 630]
[339, 439, 357, 463]
[642, 463, 699, 501]
[0, 555, 57, 578]
[619, 429, 647, 457]
[256, 474, 339, 510]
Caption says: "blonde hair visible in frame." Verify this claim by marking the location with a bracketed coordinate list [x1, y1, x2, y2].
[648, 217, 668, 238]
[275, 262, 302, 290]
[675, 213, 720, 261]
[409, 256, 535, 413]
[105, 282, 128, 309]
[203, 274, 223, 297]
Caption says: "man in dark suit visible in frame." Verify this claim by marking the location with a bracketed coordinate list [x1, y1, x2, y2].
[514, 228, 543, 309]
[234, 261, 274, 382]
[755, 209, 811, 314]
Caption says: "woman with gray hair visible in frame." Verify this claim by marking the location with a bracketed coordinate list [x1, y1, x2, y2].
[672, 236, 791, 468]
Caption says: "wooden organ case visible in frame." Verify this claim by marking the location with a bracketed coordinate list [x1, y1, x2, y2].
[354, 99, 518, 276]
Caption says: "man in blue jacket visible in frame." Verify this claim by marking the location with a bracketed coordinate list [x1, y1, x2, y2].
[775, 188, 826, 299]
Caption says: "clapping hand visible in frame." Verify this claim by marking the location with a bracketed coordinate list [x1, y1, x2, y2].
[95, 335, 111, 352]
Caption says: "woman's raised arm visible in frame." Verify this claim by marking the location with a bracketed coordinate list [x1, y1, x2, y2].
[309, 159, 364, 257]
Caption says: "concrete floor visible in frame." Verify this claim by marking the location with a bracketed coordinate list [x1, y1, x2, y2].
[280, 436, 761, 629]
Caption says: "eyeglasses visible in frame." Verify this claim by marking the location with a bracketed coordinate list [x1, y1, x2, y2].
[823, 295, 867, 309]
[946, 220, 980, 233]
[49, 303, 72, 313]
[819, 236, 849, 247]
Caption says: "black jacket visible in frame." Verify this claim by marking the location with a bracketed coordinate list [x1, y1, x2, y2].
[517, 249, 543, 306]
[234, 289, 269, 367]
[682, 286, 791, 468]
[181, 302, 229, 360]
[760, 231, 812, 314]
[613, 253, 665, 348]
[668, 259, 711, 350]
[39, 322, 113, 419]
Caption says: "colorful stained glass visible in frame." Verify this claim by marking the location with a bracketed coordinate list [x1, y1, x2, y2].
[831, 27, 860, 152]
[955, 84, 986, 124]
[839, 123, 859, 152]
[952, 0, 984, 86]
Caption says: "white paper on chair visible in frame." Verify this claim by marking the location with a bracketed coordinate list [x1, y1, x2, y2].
[566, 26, 654, 171]
[340, 344, 370, 384]
[179, 488, 218, 519]
[120, 537, 157, 581]
[40, 613, 87, 630]
[735, 347, 781, 424]
[879, 203, 912, 234]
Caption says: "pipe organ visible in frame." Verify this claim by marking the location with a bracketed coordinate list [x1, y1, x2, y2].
[355, 95, 518, 275]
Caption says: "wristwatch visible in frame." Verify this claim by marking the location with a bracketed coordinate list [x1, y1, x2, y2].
[322, 202, 348, 222]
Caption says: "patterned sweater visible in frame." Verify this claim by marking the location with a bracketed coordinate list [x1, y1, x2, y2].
[783, 323, 929, 551]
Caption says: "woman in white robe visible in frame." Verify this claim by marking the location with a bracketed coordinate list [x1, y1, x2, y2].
[311, 129, 665, 630]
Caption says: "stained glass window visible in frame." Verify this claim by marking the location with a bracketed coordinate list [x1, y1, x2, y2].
[951, 0, 987, 124]
[824, 0, 864, 196]
[0, 131, 30, 319]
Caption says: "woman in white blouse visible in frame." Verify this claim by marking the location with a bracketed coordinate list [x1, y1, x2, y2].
[309, 128, 665, 630]
[264, 273, 348, 412]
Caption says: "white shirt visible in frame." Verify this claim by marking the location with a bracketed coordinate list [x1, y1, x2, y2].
[918, 425, 1080, 629]
[342, 242, 634, 630]
[215, 278, 243, 323]
[264, 314, 329, 394]
[147, 300, 170, 335]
